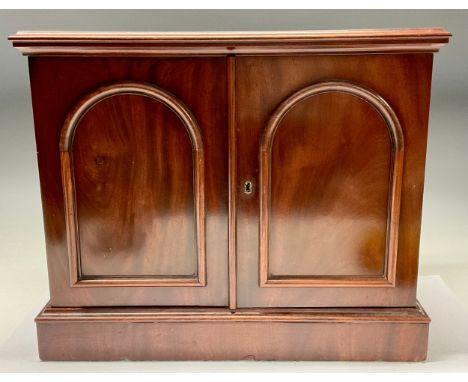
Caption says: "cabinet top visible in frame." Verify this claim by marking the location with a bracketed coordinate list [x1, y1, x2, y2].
[9, 27, 451, 56]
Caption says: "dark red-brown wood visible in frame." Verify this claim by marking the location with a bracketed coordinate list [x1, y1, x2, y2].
[62, 83, 207, 287]
[10, 28, 450, 361]
[35, 302, 430, 361]
[28, 57, 229, 306]
[9, 28, 451, 55]
[235, 54, 433, 308]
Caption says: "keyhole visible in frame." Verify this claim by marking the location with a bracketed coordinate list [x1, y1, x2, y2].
[244, 180, 253, 195]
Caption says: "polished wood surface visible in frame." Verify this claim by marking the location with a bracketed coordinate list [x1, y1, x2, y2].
[11, 28, 450, 361]
[35, 301, 430, 323]
[36, 302, 430, 361]
[259, 81, 404, 288]
[9, 28, 451, 56]
[28, 57, 228, 306]
[235, 54, 434, 307]
[62, 82, 206, 286]
[227, 56, 238, 309]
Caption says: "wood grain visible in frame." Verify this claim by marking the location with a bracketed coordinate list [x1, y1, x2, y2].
[9, 28, 451, 56]
[12, 28, 451, 361]
[235, 54, 434, 307]
[259, 81, 403, 287]
[36, 302, 430, 361]
[61, 82, 206, 287]
[28, 57, 228, 306]
[36, 301, 430, 323]
[228, 56, 237, 309]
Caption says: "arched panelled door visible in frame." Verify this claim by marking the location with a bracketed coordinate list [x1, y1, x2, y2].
[45, 57, 229, 306]
[233, 55, 428, 308]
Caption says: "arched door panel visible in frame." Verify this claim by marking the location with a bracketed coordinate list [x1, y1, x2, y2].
[259, 82, 403, 288]
[61, 83, 206, 287]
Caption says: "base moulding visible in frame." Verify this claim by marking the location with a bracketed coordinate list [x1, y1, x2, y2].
[36, 301, 430, 361]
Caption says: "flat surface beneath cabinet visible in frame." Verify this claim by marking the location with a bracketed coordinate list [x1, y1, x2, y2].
[1, 275, 468, 371]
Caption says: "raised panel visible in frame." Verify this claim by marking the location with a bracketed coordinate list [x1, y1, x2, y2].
[61, 82, 206, 287]
[259, 81, 403, 288]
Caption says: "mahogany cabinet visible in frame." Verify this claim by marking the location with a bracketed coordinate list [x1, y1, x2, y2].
[10, 28, 451, 361]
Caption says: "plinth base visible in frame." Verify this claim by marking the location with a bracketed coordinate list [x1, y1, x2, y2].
[36, 302, 430, 361]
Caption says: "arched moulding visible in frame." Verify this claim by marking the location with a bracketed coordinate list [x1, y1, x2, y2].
[259, 81, 404, 288]
[60, 82, 206, 287]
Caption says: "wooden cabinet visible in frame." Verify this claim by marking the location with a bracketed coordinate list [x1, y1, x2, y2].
[10, 28, 451, 361]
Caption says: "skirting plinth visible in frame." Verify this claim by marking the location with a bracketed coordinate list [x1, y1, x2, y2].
[36, 302, 430, 361]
